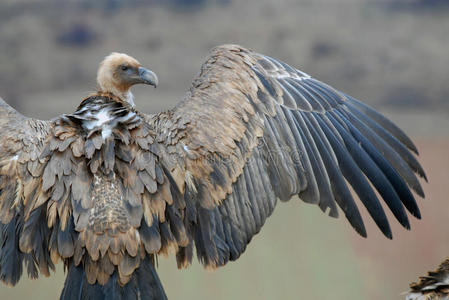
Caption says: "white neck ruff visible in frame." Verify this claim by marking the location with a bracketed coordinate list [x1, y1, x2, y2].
[124, 91, 135, 107]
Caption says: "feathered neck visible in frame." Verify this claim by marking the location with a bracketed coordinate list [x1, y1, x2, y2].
[79, 92, 132, 107]
[96, 86, 135, 107]
[124, 91, 135, 107]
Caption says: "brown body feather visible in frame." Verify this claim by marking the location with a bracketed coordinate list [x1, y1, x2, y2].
[407, 259, 449, 300]
[0, 45, 426, 298]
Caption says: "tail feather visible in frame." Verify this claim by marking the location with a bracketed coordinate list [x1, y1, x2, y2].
[60, 256, 167, 300]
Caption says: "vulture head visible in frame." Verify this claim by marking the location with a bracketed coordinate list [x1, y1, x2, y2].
[96, 52, 158, 105]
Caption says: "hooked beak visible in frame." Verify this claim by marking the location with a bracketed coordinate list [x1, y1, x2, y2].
[138, 67, 158, 87]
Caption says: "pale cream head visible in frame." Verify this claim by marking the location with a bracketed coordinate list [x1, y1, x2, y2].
[96, 52, 158, 103]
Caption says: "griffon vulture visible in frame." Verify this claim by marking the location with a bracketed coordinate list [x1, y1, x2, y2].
[407, 259, 449, 300]
[0, 45, 426, 299]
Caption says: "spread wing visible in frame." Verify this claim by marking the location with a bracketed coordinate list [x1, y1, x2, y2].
[0, 98, 54, 285]
[155, 44, 426, 268]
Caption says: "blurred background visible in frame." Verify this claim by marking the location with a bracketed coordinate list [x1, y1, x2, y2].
[0, 0, 448, 299]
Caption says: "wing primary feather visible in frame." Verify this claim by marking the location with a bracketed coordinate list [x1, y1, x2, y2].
[298, 80, 332, 110]
[227, 176, 252, 244]
[327, 111, 411, 229]
[209, 209, 229, 266]
[278, 84, 298, 109]
[278, 79, 313, 111]
[219, 196, 246, 257]
[342, 105, 425, 197]
[285, 78, 324, 112]
[301, 79, 339, 107]
[250, 153, 271, 222]
[196, 207, 219, 266]
[308, 79, 346, 105]
[282, 110, 320, 203]
[277, 109, 308, 192]
[243, 161, 263, 230]
[335, 109, 421, 219]
[262, 116, 296, 200]
[253, 148, 277, 213]
[234, 172, 257, 237]
[306, 113, 339, 164]
[306, 113, 345, 216]
[272, 107, 305, 194]
[304, 114, 367, 236]
[0, 215, 24, 286]
[316, 114, 392, 238]
[346, 101, 427, 181]
[217, 205, 240, 260]
[248, 149, 269, 220]
[293, 111, 337, 215]
[300, 113, 340, 217]
[345, 95, 419, 154]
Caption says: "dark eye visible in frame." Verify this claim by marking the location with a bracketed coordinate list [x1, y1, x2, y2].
[121, 65, 129, 71]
